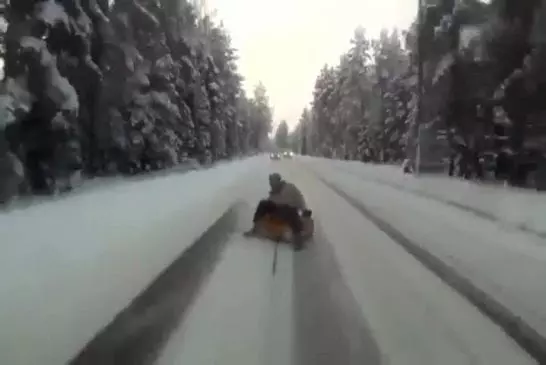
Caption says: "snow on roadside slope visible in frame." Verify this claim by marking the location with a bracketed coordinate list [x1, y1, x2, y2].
[304, 157, 546, 236]
[287, 162, 535, 365]
[306, 158, 546, 344]
[0, 155, 268, 365]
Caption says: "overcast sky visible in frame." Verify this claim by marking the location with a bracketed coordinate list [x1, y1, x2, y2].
[208, 0, 417, 130]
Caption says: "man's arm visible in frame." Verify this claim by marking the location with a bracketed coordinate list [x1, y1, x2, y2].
[292, 184, 307, 210]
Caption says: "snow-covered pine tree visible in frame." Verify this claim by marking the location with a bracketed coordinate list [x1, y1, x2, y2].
[247, 82, 272, 151]
[1, 0, 95, 194]
[0, 0, 263, 203]
[274, 120, 289, 149]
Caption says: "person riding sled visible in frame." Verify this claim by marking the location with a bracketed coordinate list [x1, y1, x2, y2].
[245, 173, 311, 250]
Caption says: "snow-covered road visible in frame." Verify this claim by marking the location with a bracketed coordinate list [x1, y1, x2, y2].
[155, 172, 297, 365]
[303, 158, 546, 348]
[155, 159, 535, 365]
[0, 157, 268, 365]
[1, 156, 542, 364]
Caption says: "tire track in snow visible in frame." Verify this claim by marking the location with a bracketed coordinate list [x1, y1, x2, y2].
[277, 159, 382, 365]
[309, 169, 546, 364]
[292, 223, 382, 365]
[330, 163, 546, 239]
[70, 203, 240, 365]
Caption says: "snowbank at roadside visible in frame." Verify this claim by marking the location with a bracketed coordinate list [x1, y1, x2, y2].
[307, 158, 546, 354]
[306, 157, 546, 237]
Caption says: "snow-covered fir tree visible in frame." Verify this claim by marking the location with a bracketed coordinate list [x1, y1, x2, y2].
[0, 0, 273, 203]
[294, 0, 546, 188]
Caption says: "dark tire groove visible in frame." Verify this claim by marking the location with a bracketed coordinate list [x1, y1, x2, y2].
[313, 173, 546, 364]
[70, 203, 239, 365]
[333, 164, 546, 239]
[293, 222, 382, 365]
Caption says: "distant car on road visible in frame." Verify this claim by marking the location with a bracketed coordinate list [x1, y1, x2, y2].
[283, 151, 294, 159]
[270, 152, 282, 160]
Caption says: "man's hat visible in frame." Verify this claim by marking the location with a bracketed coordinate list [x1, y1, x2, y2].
[269, 173, 282, 182]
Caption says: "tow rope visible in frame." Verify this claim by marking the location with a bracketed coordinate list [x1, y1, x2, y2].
[272, 238, 280, 275]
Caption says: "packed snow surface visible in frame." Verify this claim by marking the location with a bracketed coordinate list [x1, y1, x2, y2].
[305, 157, 546, 342]
[0, 156, 267, 365]
[316, 157, 546, 236]
[0, 156, 539, 365]
[155, 159, 535, 365]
